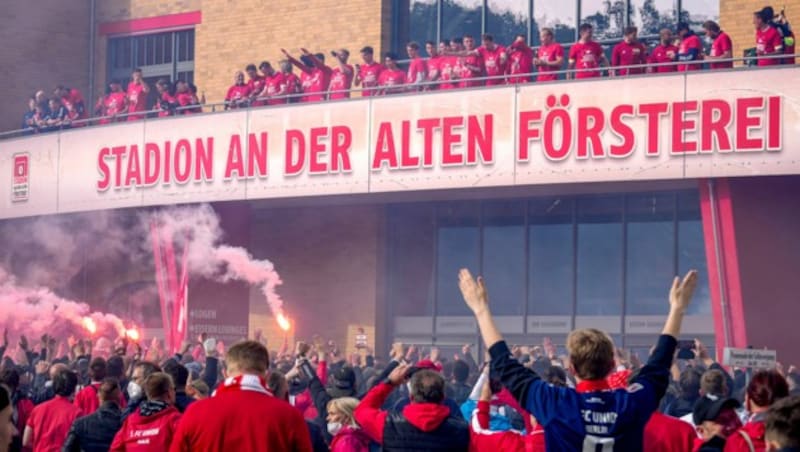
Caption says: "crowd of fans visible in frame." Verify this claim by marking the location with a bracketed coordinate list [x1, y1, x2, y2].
[0, 268, 799, 451]
[18, 6, 796, 135]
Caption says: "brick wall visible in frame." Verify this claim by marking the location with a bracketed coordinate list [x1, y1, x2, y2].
[0, 0, 90, 132]
[720, 0, 800, 63]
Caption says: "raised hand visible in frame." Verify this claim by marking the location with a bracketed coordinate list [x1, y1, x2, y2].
[670, 270, 698, 313]
[388, 363, 412, 385]
[390, 342, 405, 361]
[459, 269, 488, 315]
[295, 341, 311, 358]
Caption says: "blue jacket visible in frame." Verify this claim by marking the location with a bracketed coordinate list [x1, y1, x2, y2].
[489, 334, 676, 451]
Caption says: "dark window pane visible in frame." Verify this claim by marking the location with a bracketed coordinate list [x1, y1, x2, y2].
[625, 193, 676, 315]
[400, 0, 438, 56]
[441, 0, 483, 43]
[529, 197, 574, 316]
[482, 201, 525, 315]
[389, 204, 436, 316]
[436, 203, 479, 316]
[534, 1, 576, 45]
[581, 0, 625, 41]
[678, 191, 711, 315]
[631, 0, 677, 37]
[487, 0, 528, 46]
[577, 196, 623, 315]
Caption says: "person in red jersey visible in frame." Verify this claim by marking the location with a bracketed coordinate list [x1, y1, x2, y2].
[154, 79, 176, 117]
[378, 53, 406, 95]
[24, 369, 82, 452]
[568, 23, 608, 79]
[425, 41, 441, 90]
[763, 6, 796, 65]
[354, 46, 384, 97]
[475, 34, 507, 86]
[245, 63, 266, 106]
[648, 28, 679, 73]
[126, 68, 150, 121]
[702, 21, 733, 70]
[110, 373, 181, 451]
[328, 49, 355, 100]
[676, 22, 704, 71]
[456, 35, 483, 88]
[507, 34, 534, 84]
[54, 85, 87, 125]
[174, 81, 199, 114]
[95, 80, 127, 124]
[725, 370, 789, 452]
[256, 62, 286, 105]
[282, 48, 332, 103]
[224, 71, 252, 110]
[170, 341, 313, 452]
[405, 41, 428, 90]
[75, 358, 127, 415]
[278, 60, 301, 103]
[534, 28, 564, 82]
[754, 9, 784, 66]
[438, 41, 458, 89]
[612, 26, 648, 75]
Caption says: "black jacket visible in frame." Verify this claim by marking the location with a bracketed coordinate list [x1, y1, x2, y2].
[62, 402, 122, 452]
[174, 391, 195, 413]
[382, 411, 469, 452]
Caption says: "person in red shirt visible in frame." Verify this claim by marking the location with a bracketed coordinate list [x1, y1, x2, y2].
[438, 40, 458, 89]
[725, 370, 789, 452]
[469, 376, 545, 452]
[170, 341, 313, 452]
[95, 80, 127, 124]
[154, 79, 176, 117]
[534, 28, 564, 82]
[506, 34, 534, 84]
[568, 23, 609, 79]
[764, 6, 796, 65]
[225, 71, 252, 110]
[754, 9, 784, 66]
[245, 63, 266, 106]
[111, 372, 181, 451]
[126, 68, 150, 121]
[75, 357, 127, 415]
[612, 26, 648, 75]
[174, 81, 199, 114]
[425, 41, 441, 90]
[354, 46, 384, 97]
[702, 21, 733, 70]
[676, 22, 704, 71]
[405, 41, 428, 90]
[23, 368, 82, 452]
[54, 85, 87, 125]
[648, 28, 679, 73]
[328, 49, 355, 100]
[476, 34, 507, 86]
[282, 48, 332, 103]
[278, 60, 301, 103]
[457, 35, 484, 88]
[256, 62, 286, 105]
[378, 53, 406, 95]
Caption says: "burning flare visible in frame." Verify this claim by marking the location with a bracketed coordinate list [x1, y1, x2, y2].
[82, 317, 97, 335]
[126, 328, 140, 342]
[276, 312, 291, 332]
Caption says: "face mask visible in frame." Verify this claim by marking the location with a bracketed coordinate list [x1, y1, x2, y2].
[327, 422, 343, 436]
[127, 382, 143, 400]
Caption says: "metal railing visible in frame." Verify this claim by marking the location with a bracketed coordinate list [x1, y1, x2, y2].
[3, 53, 796, 141]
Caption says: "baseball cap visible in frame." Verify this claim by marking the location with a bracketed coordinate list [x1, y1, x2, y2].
[693, 394, 741, 425]
[415, 359, 443, 372]
[757, 6, 775, 21]
[327, 366, 356, 398]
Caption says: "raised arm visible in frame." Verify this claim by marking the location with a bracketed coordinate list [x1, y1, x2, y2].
[281, 49, 312, 74]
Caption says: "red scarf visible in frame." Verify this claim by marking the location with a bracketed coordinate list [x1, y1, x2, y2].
[214, 374, 273, 397]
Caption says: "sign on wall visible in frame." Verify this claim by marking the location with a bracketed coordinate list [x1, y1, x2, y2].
[1, 67, 798, 219]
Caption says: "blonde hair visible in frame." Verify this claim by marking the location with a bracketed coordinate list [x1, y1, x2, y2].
[566, 328, 615, 380]
[327, 397, 360, 426]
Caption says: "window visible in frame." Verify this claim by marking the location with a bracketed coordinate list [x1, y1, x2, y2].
[576, 196, 624, 315]
[534, 1, 577, 45]
[107, 29, 195, 92]
[678, 192, 711, 315]
[388, 204, 437, 317]
[487, 0, 529, 46]
[404, 0, 439, 56]
[631, 0, 677, 37]
[482, 201, 525, 315]
[581, 0, 626, 41]
[436, 203, 480, 316]
[441, 0, 483, 44]
[680, 0, 719, 28]
[529, 197, 574, 316]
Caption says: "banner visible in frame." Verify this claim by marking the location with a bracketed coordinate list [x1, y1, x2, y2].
[0, 67, 798, 219]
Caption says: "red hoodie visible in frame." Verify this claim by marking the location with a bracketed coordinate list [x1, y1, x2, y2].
[724, 421, 766, 452]
[75, 383, 127, 414]
[110, 405, 181, 451]
[330, 425, 371, 452]
[354, 382, 453, 444]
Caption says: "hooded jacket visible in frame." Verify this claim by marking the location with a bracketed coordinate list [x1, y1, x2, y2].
[110, 402, 181, 451]
[63, 401, 123, 452]
[354, 382, 469, 451]
[723, 418, 766, 452]
[329, 425, 371, 452]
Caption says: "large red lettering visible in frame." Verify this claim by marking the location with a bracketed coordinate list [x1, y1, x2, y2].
[124, 145, 142, 186]
[144, 143, 160, 186]
[767, 96, 781, 150]
[372, 122, 398, 170]
[577, 107, 605, 158]
[700, 100, 732, 153]
[331, 126, 352, 172]
[97, 148, 111, 191]
[672, 101, 698, 154]
[736, 97, 765, 151]
[225, 135, 245, 179]
[638, 103, 668, 156]
[467, 115, 492, 164]
[196, 138, 214, 181]
[399, 121, 418, 168]
[174, 139, 192, 184]
[309, 127, 328, 174]
[417, 118, 440, 167]
[609, 105, 635, 158]
[111, 146, 126, 188]
[517, 110, 542, 161]
[442, 116, 464, 165]
[543, 108, 572, 161]
[285, 129, 305, 176]
[247, 133, 267, 177]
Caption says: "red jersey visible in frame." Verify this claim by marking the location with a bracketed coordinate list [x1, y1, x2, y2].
[648, 44, 679, 72]
[378, 69, 406, 94]
[156, 92, 176, 117]
[677, 34, 703, 71]
[225, 84, 253, 108]
[264, 73, 288, 105]
[111, 405, 181, 452]
[283, 72, 301, 101]
[175, 91, 197, 114]
[126, 82, 148, 120]
[458, 53, 484, 88]
[62, 88, 86, 122]
[756, 25, 783, 66]
[248, 75, 266, 106]
[478, 45, 507, 85]
[329, 65, 354, 99]
[537, 43, 564, 81]
[425, 56, 441, 89]
[358, 62, 384, 96]
[406, 57, 428, 87]
[438, 56, 458, 89]
[709, 32, 733, 69]
[300, 67, 330, 102]
[26, 396, 82, 452]
[75, 383, 127, 414]
[612, 40, 648, 75]
[569, 40, 605, 78]
[104, 92, 127, 118]
[643, 412, 697, 452]
[507, 42, 534, 84]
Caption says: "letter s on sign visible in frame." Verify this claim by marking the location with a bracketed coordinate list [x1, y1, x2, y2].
[97, 147, 111, 191]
